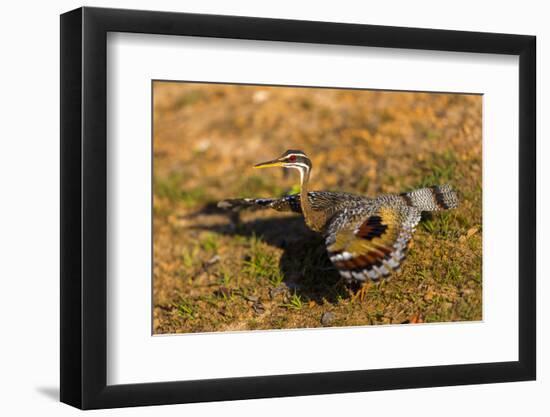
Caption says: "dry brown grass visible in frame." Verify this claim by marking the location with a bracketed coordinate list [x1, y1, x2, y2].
[153, 81, 482, 334]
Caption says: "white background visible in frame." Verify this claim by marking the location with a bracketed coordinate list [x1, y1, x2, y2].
[0, 0, 546, 416]
[108, 34, 518, 384]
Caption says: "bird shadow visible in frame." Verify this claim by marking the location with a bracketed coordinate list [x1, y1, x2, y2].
[188, 204, 350, 304]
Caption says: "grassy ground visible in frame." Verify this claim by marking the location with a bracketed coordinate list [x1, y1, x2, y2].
[153, 82, 482, 334]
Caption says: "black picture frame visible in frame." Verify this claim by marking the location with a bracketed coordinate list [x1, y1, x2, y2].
[60, 6, 536, 410]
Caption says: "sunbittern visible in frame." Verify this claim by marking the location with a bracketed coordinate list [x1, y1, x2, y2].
[218, 150, 458, 295]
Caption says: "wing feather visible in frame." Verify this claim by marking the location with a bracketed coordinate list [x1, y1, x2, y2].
[326, 205, 421, 282]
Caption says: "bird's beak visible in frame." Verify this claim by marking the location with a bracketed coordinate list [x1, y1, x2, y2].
[253, 158, 284, 169]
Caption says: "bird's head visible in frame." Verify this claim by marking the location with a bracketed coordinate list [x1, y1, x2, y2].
[253, 150, 311, 175]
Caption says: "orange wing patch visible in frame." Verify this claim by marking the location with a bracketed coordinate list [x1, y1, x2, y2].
[326, 206, 420, 282]
[356, 215, 387, 240]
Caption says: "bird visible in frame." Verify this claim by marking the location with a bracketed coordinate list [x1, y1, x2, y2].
[218, 149, 459, 297]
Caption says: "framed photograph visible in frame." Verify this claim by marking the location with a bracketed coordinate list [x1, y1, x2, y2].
[60, 6, 536, 409]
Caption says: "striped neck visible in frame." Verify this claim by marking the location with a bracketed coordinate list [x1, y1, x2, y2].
[295, 163, 325, 232]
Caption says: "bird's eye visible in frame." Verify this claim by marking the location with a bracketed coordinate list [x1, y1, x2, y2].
[288, 155, 297, 162]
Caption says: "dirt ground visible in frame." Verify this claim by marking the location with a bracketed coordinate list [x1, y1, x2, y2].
[152, 81, 482, 334]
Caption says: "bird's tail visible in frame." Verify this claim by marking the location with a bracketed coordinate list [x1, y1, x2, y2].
[400, 184, 459, 212]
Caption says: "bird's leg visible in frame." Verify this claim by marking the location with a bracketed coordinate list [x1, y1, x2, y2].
[351, 281, 373, 302]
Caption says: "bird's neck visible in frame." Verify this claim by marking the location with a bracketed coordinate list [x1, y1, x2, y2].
[299, 167, 325, 232]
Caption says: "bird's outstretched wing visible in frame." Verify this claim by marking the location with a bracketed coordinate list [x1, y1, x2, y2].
[218, 195, 302, 213]
[218, 191, 365, 214]
[325, 205, 421, 282]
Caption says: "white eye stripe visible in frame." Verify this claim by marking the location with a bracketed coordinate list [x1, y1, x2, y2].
[287, 162, 310, 170]
[284, 153, 307, 158]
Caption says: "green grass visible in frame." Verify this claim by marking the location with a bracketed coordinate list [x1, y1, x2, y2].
[242, 234, 285, 287]
[176, 299, 196, 320]
[282, 292, 304, 310]
[238, 175, 283, 197]
[155, 172, 209, 207]
[446, 263, 463, 284]
[421, 211, 461, 240]
[200, 232, 219, 252]
[288, 183, 301, 195]
[181, 245, 199, 269]
[415, 150, 458, 188]
[219, 267, 233, 287]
